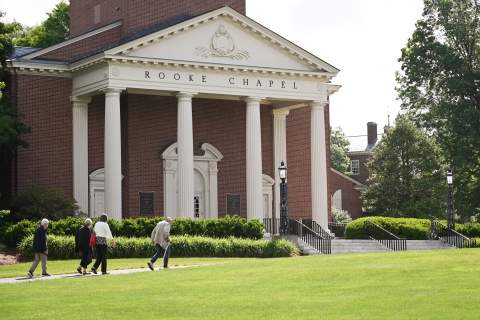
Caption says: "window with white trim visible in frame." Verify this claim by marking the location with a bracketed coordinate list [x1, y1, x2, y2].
[351, 160, 359, 175]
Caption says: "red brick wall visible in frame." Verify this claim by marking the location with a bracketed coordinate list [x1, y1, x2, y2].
[330, 172, 364, 220]
[70, 0, 246, 38]
[13, 75, 73, 196]
[348, 154, 372, 185]
[38, 25, 122, 61]
[286, 107, 311, 219]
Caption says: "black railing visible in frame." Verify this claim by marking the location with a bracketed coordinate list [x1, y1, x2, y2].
[328, 222, 348, 238]
[364, 220, 407, 251]
[290, 219, 331, 254]
[431, 220, 477, 248]
[302, 219, 334, 240]
[263, 218, 280, 235]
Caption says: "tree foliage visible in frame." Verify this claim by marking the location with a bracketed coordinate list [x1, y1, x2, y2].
[361, 116, 446, 218]
[14, 1, 69, 48]
[330, 126, 351, 174]
[396, 0, 480, 217]
[0, 12, 30, 159]
[10, 183, 81, 222]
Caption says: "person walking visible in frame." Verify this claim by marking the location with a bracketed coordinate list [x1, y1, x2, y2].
[147, 217, 173, 270]
[91, 213, 116, 275]
[27, 219, 50, 277]
[75, 218, 93, 275]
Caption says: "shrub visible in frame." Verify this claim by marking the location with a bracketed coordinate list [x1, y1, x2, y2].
[331, 206, 352, 223]
[10, 183, 81, 222]
[456, 223, 480, 239]
[4, 219, 38, 248]
[345, 217, 431, 240]
[18, 235, 299, 259]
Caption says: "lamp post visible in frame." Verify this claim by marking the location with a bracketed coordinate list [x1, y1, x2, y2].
[278, 161, 289, 235]
[446, 169, 455, 229]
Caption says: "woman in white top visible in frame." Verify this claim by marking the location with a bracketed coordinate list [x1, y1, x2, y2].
[91, 213, 116, 275]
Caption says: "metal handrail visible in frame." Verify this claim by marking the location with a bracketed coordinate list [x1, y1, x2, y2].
[431, 220, 477, 248]
[290, 219, 331, 254]
[302, 219, 334, 240]
[328, 222, 348, 238]
[364, 220, 407, 251]
[263, 218, 280, 235]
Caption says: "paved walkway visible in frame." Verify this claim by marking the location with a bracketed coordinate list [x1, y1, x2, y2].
[0, 265, 193, 285]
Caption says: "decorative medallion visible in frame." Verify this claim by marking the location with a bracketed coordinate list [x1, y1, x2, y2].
[210, 162, 216, 170]
[112, 67, 120, 77]
[194, 25, 250, 60]
[166, 160, 173, 168]
[317, 83, 325, 92]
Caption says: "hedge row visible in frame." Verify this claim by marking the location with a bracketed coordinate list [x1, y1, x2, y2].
[345, 217, 480, 240]
[18, 235, 299, 259]
[3, 215, 264, 248]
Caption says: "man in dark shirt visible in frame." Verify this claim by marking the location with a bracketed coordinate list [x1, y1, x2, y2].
[27, 219, 50, 277]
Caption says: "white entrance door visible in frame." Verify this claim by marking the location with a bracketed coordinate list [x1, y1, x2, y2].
[93, 190, 105, 218]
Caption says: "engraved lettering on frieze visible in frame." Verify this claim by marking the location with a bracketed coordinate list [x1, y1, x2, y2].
[194, 25, 250, 60]
[145, 71, 150, 78]
[103, 68, 107, 78]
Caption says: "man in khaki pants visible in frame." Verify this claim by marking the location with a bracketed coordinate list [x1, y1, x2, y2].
[27, 219, 50, 277]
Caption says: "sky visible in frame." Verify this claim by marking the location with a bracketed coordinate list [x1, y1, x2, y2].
[0, 0, 425, 139]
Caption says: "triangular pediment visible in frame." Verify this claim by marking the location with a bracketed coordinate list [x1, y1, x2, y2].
[106, 7, 339, 74]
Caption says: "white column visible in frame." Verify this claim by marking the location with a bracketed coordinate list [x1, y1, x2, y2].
[176, 92, 196, 219]
[272, 109, 289, 220]
[104, 88, 123, 221]
[245, 97, 263, 221]
[310, 101, 329, 230]
[71, 96, 91, 216]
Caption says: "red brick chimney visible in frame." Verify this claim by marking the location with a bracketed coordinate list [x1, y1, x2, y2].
[367, 122, 378, 146]
[70, 0, 247, 38]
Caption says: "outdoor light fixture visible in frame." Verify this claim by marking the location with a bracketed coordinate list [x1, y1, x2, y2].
[446, 169, 455, 229]
[446, 169, 453, 186]
[278, 161, 289, 235]
[278, 161, 287, 180]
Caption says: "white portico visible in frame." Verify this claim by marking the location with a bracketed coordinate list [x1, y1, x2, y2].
[8, 7, 340, 228]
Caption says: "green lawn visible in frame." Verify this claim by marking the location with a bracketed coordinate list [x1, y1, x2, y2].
[1, 249, 479, 319]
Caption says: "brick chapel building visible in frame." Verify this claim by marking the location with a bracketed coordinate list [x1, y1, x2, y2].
[4, 0, 341, 231]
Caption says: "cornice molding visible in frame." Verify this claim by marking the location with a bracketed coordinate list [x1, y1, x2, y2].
[331, 168, 366, 187]
[105, 7, 339, 74]
[21, 21, 123, 60]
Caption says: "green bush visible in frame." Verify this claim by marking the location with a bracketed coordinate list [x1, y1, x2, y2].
[345, 217, 432, 240]
[10, 183, 81, 222]
[18, 235, 299, 259]
[4, 219, 38, 248]
[331, 206, 352, 223]
[2, 215, 264, 248]
[456, 223, 480, 238]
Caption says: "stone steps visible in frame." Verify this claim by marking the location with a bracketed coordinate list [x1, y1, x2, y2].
[273, 235, 457, 255]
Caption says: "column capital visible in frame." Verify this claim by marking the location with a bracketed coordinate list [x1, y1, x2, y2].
[271, 109, 290, 118]
[102, 87, 124, 96]
[174, 92, 197, 100]
[70, 96, 91, 106]
[308, 100, 328, 109]
[242, 97, 265, 105]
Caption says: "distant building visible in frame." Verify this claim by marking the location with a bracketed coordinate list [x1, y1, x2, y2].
[330, 121, 388, 219]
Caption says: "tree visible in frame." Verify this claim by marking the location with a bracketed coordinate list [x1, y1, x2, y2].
[0, 12, 30, 159]
[396, 0, 480, 217]
[14, 1, 69, 48]
[361, 115, 446, 218]
[330, 126, 351, 174]
[10, 183, 81, 222]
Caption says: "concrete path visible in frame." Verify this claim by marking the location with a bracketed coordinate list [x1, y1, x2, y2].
[0, 265, 195, 285]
